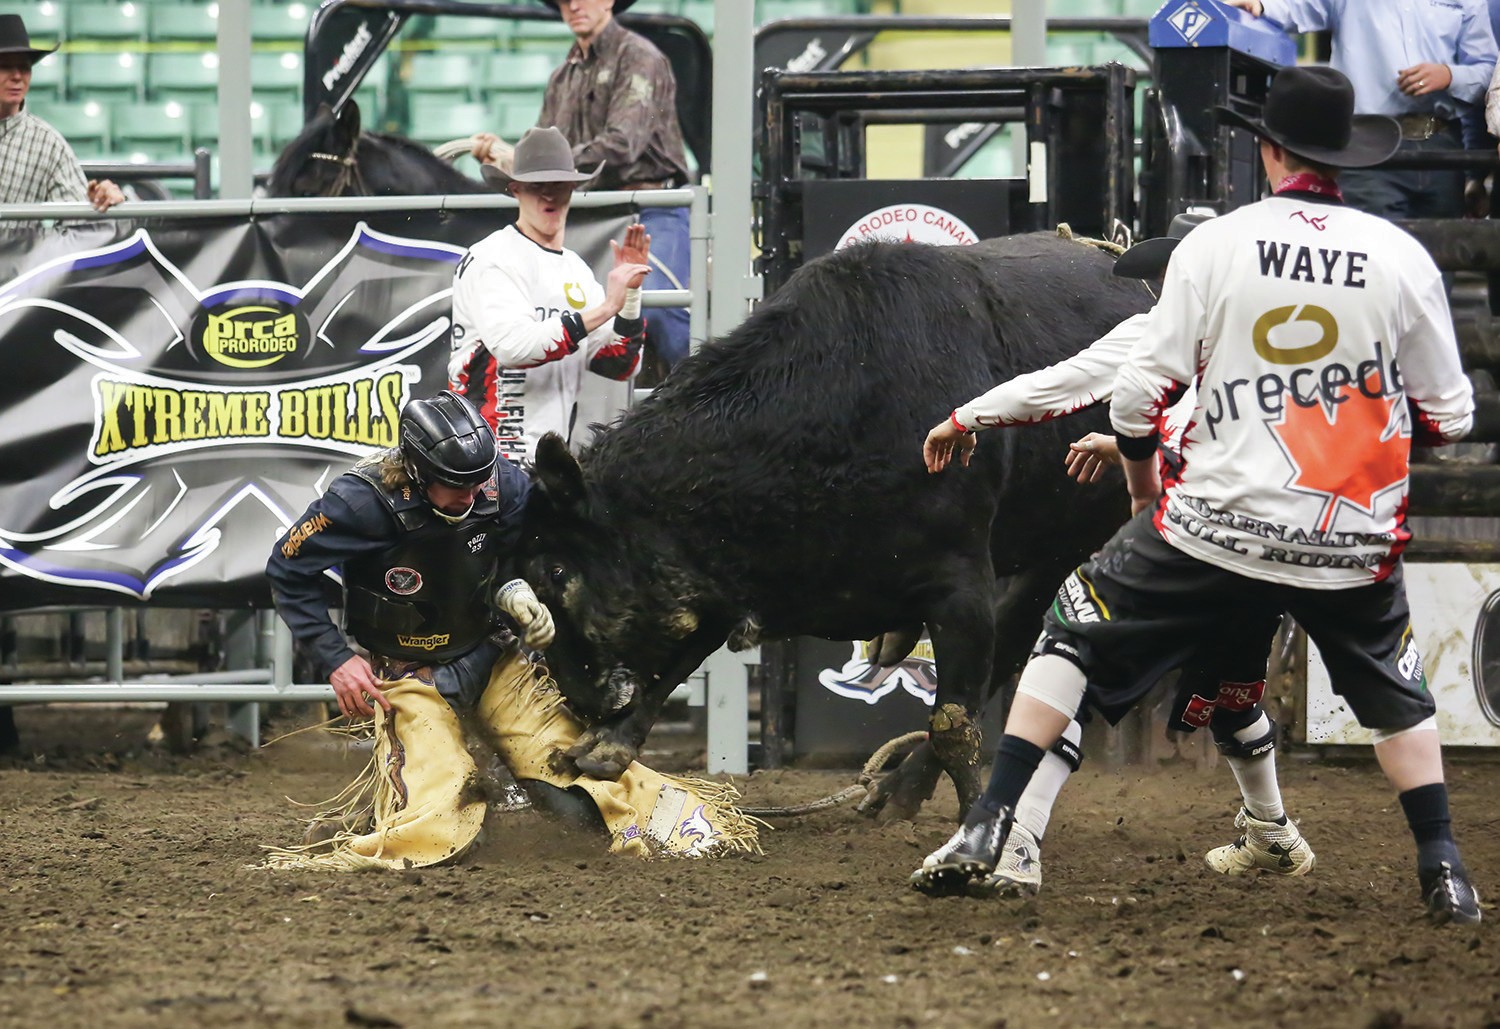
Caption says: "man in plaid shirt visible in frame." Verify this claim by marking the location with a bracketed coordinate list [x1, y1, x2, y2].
[0, 14, 124, 210]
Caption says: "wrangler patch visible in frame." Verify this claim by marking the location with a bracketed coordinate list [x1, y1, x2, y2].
[397, 632, 450, 651]
[280, 512, 331, 558]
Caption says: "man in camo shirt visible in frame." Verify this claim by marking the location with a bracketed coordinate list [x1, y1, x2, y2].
[476, 0, 692, 370]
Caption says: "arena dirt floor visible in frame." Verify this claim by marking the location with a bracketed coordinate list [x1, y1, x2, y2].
[1, 706, 1497, 1029]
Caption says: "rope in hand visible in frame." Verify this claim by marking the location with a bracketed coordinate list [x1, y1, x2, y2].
[738, 730, 929, 818]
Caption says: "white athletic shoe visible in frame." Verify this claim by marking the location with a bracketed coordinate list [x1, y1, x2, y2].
[1204, 808, 1315, 877]
[968, 823, 1043, 898]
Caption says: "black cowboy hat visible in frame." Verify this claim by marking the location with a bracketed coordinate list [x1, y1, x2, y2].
[481, 126, 602, 188]
[1213, 65, 1400, 169]
[536, 0, 638, 15]
[1112, 211, 1215, 280]
[0, 14, 59, 65]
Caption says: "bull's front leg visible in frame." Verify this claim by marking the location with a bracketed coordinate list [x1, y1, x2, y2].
[923, 580, 995, 819]
[564, 671, 667, 778]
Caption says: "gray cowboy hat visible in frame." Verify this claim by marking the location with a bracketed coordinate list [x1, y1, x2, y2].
[480, 126, 602, 188]
[1214, 65, 1401, 170]
[1112, 211, 1216, 280]
[0, 14, 59, 65]
[536, 0, 638, 14]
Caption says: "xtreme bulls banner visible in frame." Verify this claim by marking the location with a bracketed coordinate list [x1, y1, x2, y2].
[0, 207, 633, 611]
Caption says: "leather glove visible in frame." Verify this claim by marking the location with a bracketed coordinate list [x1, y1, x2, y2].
[495, 579, 555, 650]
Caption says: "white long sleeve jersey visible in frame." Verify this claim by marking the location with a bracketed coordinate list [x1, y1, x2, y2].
[449, 225, 640, 462]
[1111, 195, 1474, 588]
[954, 311, 1193, 449]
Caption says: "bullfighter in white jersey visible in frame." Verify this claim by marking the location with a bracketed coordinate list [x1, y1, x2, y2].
[450, 126, 648, 462]
[920, 214, 1314, 899]
[913, 67, 1481, 926]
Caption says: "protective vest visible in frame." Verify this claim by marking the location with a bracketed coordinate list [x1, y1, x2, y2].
[342, 466, 503, 664]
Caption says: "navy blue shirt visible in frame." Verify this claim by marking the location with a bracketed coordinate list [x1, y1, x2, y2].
[266, 454, 531, 679]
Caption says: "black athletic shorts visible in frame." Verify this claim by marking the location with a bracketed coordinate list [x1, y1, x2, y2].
[1036, 511, 1434, 731]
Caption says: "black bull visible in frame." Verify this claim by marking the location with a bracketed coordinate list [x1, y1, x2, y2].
[522, 233, 1153, 819]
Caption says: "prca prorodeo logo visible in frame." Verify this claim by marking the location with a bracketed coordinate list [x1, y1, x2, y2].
[191, 300, 311, 369]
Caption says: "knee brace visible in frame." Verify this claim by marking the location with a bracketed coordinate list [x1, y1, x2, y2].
[1050, 735, 1082, 772]
[1212, 712, 1277, 760]
[1208, 698, 1266, 737]
[1015, 653, 1088, 720]
[1051, 719, 1084, 772]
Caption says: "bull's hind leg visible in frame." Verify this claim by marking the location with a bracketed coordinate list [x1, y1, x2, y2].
[923, 580, 996, 819]
[857, 739, 944, 823]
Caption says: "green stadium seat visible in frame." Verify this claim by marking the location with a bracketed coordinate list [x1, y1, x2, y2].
[407, 99, 489, 145]
[406, 53, 481, 100]
[630, 0, 684, 13]
[488, 96, 542, 139]
[190, 101, 274, 149]
[68, 53, 145, 101]
[112, 100, 194, 156]
[27, 53, 66, 102]
[148, 52, 220, 100]
[511, 15, 575, 52]
[188, 101, 217, 145]
[352, 86, 383, 120]
[149, 4, 219, 42]
[681, 1, 716, 34]
[758, 0, 849, 23]
[68, 3, 147, 41]
[1044, 42, 1094, 67]
[250, 4, 312, 43]
[959, 137, 1015, 179]
[26, 100, 113, 152]
[1046, 0, 1121, 14]
[487, 52, 554, 93]
[23, 5, 64, 44]
[251, 51, 304, 95]
[269, 101, 307, 146]
[430, 14, 510, 46]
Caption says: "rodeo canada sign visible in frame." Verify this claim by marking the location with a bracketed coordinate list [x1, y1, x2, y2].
[836, 203, 980, 250]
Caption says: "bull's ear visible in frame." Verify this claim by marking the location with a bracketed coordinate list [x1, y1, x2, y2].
[533, 432, 587, 513]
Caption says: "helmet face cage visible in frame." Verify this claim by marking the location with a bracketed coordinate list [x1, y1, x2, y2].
[399, 391, 497, 491]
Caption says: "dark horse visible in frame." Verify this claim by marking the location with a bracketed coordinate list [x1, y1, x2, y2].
[267, 101, 491, 198]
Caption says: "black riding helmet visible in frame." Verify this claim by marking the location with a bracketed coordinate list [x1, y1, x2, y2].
[399, 391, 496, 490]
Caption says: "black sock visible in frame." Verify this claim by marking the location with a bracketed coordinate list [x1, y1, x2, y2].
[975, 735, 1046, 818]
[1398, 783, 1461, 876]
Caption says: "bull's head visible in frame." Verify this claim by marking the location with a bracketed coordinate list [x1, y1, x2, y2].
[522, 434, 710, 720]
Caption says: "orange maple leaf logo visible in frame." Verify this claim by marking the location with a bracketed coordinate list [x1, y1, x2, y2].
[1269, 371, 1410, 532]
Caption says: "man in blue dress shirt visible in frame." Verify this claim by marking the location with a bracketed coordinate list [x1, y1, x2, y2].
[1228, 0, 1498, 218]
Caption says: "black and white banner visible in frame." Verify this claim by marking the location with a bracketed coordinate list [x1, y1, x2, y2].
[0, 207, 632, 610]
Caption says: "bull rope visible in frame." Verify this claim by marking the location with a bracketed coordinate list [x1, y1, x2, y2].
[1055, 222, 1128, 256]
[738, 730, 928, 818]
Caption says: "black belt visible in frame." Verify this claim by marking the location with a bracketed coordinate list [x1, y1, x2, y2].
[1396, 114, 1457, 142]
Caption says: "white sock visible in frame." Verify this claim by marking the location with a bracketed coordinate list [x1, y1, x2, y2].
[1013, 719, 1083, 841]
[1224, 714, 1284, 822]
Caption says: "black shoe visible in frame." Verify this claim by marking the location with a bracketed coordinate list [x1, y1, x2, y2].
[909, 805, 1012, 897]
[1421, 861, 1481, 926]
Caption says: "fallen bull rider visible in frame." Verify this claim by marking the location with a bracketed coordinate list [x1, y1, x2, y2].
[261, 390, 760, 869]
